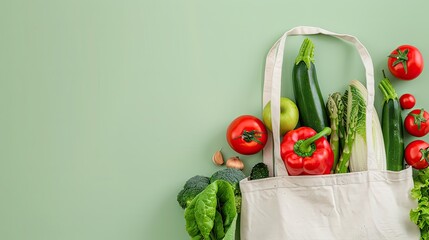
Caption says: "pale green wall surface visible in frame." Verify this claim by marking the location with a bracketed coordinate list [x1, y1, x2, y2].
[1, 0, 428, 239]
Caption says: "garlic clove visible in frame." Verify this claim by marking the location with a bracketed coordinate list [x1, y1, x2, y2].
[226, 156, 244, 170]
[212, 149, 224, 166]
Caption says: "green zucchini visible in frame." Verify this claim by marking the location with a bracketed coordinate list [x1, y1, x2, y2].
[292, 38, 329, 132]
[378, 71, 404, 171]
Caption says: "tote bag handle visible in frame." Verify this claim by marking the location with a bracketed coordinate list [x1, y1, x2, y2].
[262, 26, 376, 176]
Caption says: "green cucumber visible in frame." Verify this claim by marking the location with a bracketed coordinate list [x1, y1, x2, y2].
[292, 38, 329, 132]
[378, 71, 404, 171]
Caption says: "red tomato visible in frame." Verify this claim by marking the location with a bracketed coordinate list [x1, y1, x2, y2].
[399, 93, 416, 109]
[226, 115, 267, 155]
[387, 45, 424, 80]
[405, 140, 429, 169]
[404, 109, 429, 137]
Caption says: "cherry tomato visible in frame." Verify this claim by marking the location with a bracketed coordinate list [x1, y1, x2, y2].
[226, 115, 267, 155]
[387, 45, 424, 80]
[405, 140, 429, 169]
[399, 93, 416, 109]
[404, 109, 429, 137]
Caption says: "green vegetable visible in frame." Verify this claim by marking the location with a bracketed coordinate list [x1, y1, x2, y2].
[378, 71, 404, 171]
[250, 162, 269, 180]
[210, 168, 246, 214]
[340, 90, 348, 149]
[222, 215, 238, 240]
[184, 180, 237, 240]
[335, 83, 366, 173]
[234, 194, 242, 215]
[348, 80, 386, 172]
[210, 168, 246, 186]
[326, 92, 342, 172]
[214, 211, 225, 239]
[292, 38, 329, 133]
[410, 168, 429, 239]
[334, 92, 346, 151]
[177, 175, 210, 209]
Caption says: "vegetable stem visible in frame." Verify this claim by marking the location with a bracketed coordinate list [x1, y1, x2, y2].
[379, 74, 398, 101]
[299, 127, 332, 153]
[294, 38, 315, 69]
[420, 147, 429, 164]
[335, 120, 356, 173]
[388, 48, 409, 74]
[327, 93, 341, 173]
[410, 109, 427, 130]
[236, 130, 264, 144]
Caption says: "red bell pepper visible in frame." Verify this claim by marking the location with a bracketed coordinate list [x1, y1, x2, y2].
[281, 127, 334, 175]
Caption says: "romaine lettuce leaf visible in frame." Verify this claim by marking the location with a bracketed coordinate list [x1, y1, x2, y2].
[184, 180, 237, 240]
[411, 169, 429, 240]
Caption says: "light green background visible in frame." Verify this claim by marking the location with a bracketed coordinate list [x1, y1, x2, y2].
[1, 0, 428, 239]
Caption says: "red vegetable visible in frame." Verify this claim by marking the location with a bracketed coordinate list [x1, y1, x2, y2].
[399, 93, 416, 109]
[226, 115, 267, 155]
[280, 127, 333, 175]
[387, 45, 424, 80]
[404, 109, 429, 137]
[405, 140, 429, 169]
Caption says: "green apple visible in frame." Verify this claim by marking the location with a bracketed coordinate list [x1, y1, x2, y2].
[262, 97, 299, 136]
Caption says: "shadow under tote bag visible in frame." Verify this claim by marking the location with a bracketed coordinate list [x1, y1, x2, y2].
[239, 26, 420, 240]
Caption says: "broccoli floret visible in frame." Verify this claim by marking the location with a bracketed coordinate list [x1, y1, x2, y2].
[184, 175, 210, 189]
[210, 168, 246, 186]
[250, 162, 269, 180]
[176, 175, 210, 209]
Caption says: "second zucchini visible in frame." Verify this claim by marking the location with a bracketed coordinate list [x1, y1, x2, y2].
[379, 71, 404, 171]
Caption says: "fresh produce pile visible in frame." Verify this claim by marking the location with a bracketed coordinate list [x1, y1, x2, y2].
[177, 38, 428, 239]
[177, 168, 245, 239]
[177, 165, 268, 239]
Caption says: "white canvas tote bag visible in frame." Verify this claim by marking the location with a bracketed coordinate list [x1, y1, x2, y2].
[239, 26, 420, 240]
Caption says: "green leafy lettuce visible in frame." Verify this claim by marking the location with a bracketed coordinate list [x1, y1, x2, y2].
[410, 168, 429, 240]
[184, 180, 237, 240]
